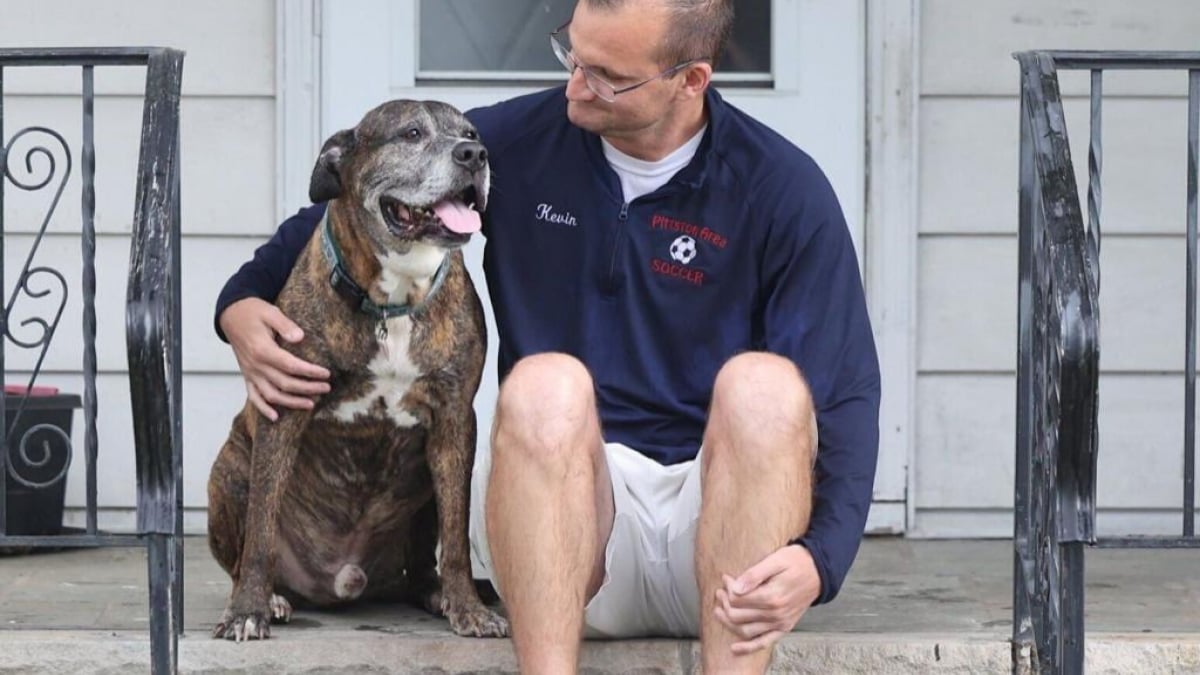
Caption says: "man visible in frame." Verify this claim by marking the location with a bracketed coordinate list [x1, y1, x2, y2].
[214, 0, 880, 672]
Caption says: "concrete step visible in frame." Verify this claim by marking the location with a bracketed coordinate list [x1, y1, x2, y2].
[2, 538, 1198, 673]
[3, 630, 1200, 673]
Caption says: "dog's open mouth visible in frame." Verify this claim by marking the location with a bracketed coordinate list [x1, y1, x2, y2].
[380, 186, 482, 241]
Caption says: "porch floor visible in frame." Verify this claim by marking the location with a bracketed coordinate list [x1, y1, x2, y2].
[1, 537, 1197, 673]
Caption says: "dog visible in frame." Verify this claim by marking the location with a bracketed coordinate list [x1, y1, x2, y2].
[206, 99, 507, 641]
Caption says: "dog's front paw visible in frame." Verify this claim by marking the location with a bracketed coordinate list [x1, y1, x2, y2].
[443, 597, 509, 638]
[212, 604, 272, 642]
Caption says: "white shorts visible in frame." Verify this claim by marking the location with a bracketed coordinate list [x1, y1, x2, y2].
[469, 441, 704, 638]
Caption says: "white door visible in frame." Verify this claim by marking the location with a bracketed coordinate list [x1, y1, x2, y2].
[307, 0, 902, 532]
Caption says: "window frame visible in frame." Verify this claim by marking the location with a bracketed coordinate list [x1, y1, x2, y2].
[392, 0, 799, 91]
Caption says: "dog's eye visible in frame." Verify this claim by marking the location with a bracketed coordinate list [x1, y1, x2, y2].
[403, 127, 422, 141]
[463, 129, 478, 140]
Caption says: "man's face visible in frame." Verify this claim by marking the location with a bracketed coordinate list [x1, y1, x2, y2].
[562, 1, 684, 140]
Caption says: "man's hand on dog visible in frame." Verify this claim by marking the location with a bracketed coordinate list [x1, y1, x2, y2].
[714, 543, 821, 655]
[220, 297, 331, 420]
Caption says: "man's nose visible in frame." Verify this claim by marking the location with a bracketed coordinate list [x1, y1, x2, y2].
[452, 140, 488, 171]
[565, 67, 596, 102]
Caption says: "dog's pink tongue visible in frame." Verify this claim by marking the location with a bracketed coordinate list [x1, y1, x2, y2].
[433, 200, 481, 234]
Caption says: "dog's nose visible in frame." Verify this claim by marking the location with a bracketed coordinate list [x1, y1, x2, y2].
[452, 141, 488, 172]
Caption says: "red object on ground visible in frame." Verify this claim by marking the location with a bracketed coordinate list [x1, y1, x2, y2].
[3, 384, 61, 396]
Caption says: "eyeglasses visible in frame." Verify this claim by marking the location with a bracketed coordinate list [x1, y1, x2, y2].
[549, 21, 708, 103]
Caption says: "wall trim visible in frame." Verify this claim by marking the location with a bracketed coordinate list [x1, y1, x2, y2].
[276, 0, 322, 225]
[865, 0, 920, 532]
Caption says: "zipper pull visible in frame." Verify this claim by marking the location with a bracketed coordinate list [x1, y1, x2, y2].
[618, 202, 629, 221]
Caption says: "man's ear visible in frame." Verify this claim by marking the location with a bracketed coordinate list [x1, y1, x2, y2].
[678, 61, 713, 101]
[309, 128, 356, 203]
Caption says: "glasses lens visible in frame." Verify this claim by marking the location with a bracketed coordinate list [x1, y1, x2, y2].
[586, 74, 616, 102]
[550, 31, 616, 102]
[550, 35, 574, 73]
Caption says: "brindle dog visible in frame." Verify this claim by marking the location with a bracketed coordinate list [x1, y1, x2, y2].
[207, 99, 507, 641]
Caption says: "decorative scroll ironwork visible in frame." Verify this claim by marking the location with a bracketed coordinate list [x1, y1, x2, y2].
[1, 125, 72, 487]
[8, 422, 72, 489]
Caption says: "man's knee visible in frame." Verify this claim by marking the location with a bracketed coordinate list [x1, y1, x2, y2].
[493, 352, 597, 465]
[707, 352, 816, 466]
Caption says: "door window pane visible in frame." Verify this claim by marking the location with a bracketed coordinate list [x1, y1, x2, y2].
[418, 0, 770, 81]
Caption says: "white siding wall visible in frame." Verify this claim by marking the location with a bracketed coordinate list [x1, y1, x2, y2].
[11, 0, 1200, 539]
[914, 0, 1200, 536]
[1, 0, 276, 532]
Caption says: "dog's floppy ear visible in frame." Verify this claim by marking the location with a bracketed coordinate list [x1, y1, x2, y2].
[309, 128, 356, 203]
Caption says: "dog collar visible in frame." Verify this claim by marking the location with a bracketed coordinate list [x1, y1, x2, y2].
[319, 210, 450, 338]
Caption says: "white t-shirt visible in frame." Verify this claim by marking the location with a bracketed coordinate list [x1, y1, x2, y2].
[601, 124, 708, 203]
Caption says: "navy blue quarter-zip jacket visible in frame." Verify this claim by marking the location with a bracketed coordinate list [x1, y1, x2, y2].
[215, 87, 880, 606]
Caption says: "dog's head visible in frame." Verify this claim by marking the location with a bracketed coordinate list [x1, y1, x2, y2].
[309, 100, 489, 252]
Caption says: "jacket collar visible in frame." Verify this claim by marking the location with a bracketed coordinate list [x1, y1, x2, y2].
[579, 86, 727, 201]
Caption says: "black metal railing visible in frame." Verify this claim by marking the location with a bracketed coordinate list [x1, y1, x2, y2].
[1013, 50, 1200, 674]
[0, 48, 184, 674]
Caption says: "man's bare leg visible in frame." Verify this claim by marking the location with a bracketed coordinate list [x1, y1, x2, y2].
[695, 353, 816, 673]
[486, 353, 615, 674]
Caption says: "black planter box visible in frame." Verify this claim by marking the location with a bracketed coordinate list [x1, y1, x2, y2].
[4, 391, 82, 536]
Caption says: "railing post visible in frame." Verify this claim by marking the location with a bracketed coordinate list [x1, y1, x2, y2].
[171, 123, 185, 638]
[1186, 68, 1198, 539]
[125, 46, 185, 675]
[1087, 69, 1102, 289]
[1014, 50, 1103, 675]
[81, 64, 100, 536]
[1060, 543, 1085, 675]
[1013, 61, 1037, 675]
[0, 63, 7, 538]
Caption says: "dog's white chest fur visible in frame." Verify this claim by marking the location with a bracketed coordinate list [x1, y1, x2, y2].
[326, 245, 445, 427]
[327, 317, 423, 427]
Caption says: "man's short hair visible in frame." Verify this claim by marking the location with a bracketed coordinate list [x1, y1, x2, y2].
[584, 0, 734, 69]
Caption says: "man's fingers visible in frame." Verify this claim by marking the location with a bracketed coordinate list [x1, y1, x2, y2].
[246, 384, 278, 422]
[734, 621, 776, 641]
[724, 572, 787, 611]
[727, 584, 789, 611]
[255, 377, 316, 411]
[223, 297, 327, 416]
[731, 630, 785, 656]
[717, 588, 779, 625]
[263, 306, 305, 343]
[715, 604, 735, 632]
[265, 368, 330, 396]
[249, 333, 330, 381]
[274, 351, 332, 381]
[732, 555, 788, 595]
[252, 341, 330, 382]
[710, 605, 758, 634]
[722, 573, 744, 595]
[261, 367, 325, 402]
[715, 605, 775, 641]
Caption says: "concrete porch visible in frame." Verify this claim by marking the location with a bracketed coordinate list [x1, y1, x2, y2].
[1, 537, 1198, 674]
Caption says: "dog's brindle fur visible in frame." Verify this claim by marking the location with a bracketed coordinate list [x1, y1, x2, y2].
[207, 99, 507, 640]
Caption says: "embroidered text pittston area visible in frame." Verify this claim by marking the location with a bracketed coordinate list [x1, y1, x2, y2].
[650, 214, 728, 249]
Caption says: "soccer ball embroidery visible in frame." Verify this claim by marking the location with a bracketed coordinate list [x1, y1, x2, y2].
[669, 235, 697, 265]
